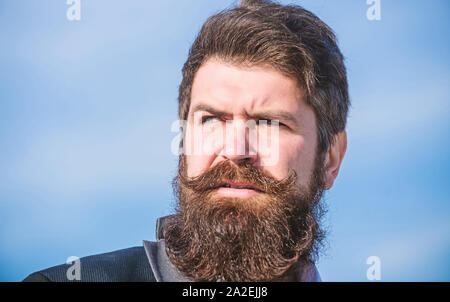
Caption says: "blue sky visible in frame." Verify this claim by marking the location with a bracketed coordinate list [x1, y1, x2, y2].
[0, 0, 449, 281]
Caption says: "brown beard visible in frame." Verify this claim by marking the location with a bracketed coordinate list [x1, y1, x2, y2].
[164, 155, 326, 282]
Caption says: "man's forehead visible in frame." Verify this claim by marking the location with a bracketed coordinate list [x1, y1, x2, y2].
[189, 58, 305, 118]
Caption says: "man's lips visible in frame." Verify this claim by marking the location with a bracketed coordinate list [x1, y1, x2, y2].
[215, 181, 263, 192]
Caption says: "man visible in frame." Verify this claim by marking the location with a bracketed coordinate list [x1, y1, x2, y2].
[23, 0, 348, 282]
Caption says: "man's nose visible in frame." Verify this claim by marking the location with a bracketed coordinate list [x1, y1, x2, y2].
[219, 120, 258, 165]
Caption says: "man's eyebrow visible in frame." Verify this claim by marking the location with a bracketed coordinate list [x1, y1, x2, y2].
[247, 110, 299, 126]
[190, 103, 229, 117]
[190, 103, 299, 126]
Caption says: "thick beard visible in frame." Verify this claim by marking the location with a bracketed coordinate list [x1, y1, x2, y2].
[164, 155, 326, 282]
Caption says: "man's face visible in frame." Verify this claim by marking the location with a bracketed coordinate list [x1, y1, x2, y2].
[185, 58, 318, 191]
[165, 58, 327, 281]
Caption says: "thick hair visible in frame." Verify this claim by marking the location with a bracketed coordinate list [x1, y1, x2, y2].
[178, 0, 349, 154]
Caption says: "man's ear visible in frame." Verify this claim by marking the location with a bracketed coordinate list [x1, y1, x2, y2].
[323, 131, 347, 190]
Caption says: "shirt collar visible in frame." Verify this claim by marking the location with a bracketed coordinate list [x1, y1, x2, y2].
[143, 215, 321, 282]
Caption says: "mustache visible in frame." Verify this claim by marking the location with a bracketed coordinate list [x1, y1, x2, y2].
[178, 159, 298, 195]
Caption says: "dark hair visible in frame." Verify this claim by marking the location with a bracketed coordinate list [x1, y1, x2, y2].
[178, 0, 349, 154]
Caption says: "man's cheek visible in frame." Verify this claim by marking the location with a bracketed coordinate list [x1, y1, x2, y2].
[186, 155, 209, 178]
[257, 124, 280, 167]
[187, 121, 224, 157]
[203, 125, 225, 156]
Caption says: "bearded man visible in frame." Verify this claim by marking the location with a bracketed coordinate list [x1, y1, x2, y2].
[23, 0, 348, 282]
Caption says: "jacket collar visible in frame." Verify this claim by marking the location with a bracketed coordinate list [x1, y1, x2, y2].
[143, 215, 321, 282]
[143, 239, 190, 282]
[143, 215, 190, 282]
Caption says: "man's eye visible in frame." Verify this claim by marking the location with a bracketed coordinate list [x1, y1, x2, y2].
[201, 116, 220, 124]
[257, 119, 285, 127]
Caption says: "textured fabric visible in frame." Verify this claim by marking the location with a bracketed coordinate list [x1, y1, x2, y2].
[23, 246, 156, 282]
[22, 272, 51, 282]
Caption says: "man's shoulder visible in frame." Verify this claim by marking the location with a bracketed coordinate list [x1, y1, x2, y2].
[23, 245, 156, 282]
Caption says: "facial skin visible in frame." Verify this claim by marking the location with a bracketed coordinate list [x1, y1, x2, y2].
[185, 57, 346, 193]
